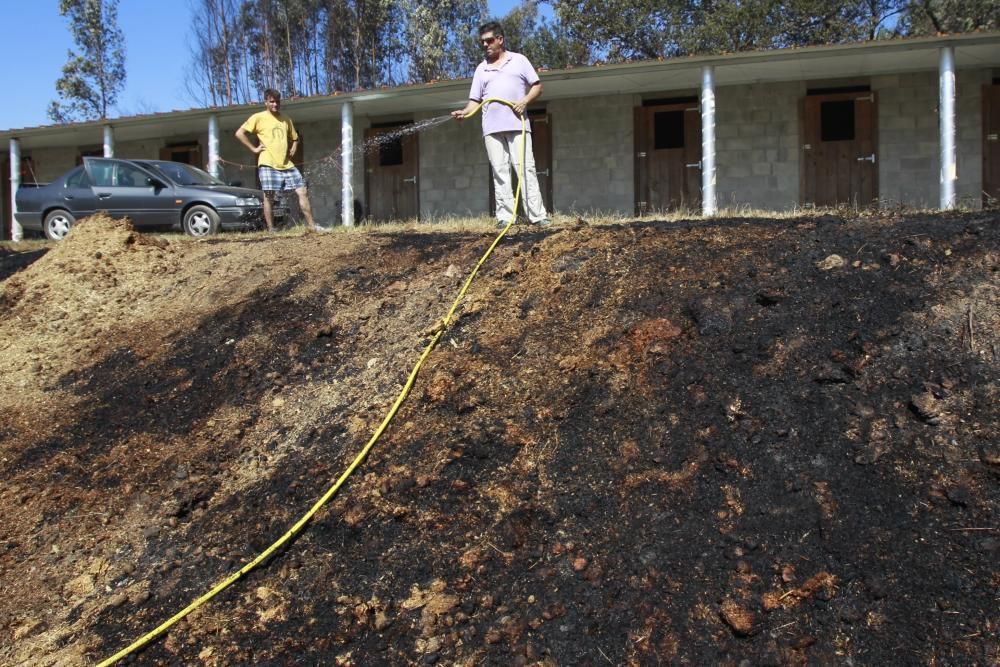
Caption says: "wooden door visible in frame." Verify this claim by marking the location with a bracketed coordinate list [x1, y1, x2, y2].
[365, 124, 419, 223]
[801, 92, 877, 207]
[634, 103, 701, 215]
[983, 84, 1000, 206]
[488, 110, 553, 215]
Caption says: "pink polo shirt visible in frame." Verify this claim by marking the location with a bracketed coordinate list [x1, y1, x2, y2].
[468, 52, 540, 136]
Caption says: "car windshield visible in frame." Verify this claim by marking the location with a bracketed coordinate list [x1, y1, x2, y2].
[145, 162, 224, 186]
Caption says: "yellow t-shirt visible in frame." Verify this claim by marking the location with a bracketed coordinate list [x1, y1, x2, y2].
[240, 111, 298, 169]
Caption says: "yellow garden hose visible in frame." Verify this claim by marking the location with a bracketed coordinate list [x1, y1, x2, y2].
[96, 98, 531, 666]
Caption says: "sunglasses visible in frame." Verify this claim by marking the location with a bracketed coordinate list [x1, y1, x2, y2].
[480, 36, 497, 45]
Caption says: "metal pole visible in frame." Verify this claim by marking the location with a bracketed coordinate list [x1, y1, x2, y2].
[341, 101, 355, 227]
[701, 65, 717, 217]
[208, 114, 221, 179]
[103, 125, 114, 157]
[9, 139, 22, 242]
[939, 46, 956, 210]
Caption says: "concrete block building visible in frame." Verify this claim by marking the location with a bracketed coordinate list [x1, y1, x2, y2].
[2, 32, 998, 238]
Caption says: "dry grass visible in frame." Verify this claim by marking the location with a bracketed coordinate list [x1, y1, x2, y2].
[0, 202, 974, 252]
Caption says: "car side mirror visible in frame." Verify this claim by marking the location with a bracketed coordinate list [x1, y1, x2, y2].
[227, 180, 243, 187]
[147, 177, 167, 189]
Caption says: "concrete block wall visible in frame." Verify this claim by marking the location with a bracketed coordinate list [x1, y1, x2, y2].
[216, 131, 259, 193]
[22, 146, 79, 182]
[294, 116, 361, 225]
[875, 72, 938, 208]
[955, 70, 989, 207]
[418, 110, 490, 220]
[715, 81, 803, 211]
[547, 94, 635, 214]
[875, 70, 986, 209]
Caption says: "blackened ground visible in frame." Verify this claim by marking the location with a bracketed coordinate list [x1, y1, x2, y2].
[0, 211, 997, 666]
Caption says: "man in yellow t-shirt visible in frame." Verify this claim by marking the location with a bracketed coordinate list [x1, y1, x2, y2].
[236, 88, 320, 231]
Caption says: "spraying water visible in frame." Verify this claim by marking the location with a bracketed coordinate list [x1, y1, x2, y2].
[217, 114, 455, 225]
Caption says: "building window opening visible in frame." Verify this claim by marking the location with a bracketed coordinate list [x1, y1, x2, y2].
[379, 135, 404, 166]
[654, 110, 685, 150]
[821, 100, 855, 142]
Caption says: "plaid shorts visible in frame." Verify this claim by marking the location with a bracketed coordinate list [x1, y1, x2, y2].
[258, 165, 305, 191]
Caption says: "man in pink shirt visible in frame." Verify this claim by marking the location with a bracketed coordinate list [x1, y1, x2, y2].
[452, 22, 551, 228]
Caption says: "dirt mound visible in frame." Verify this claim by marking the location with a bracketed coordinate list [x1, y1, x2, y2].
[0, 211, 997, 665]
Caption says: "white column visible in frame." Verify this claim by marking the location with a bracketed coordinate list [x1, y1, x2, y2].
[701, 65, 717, 217]
[103, 125, 114, 157]
[341, 101, 355, 227]
[939, 46, 956, 210]
[208, 114, 221, 179]
[9, 139, 22, 242]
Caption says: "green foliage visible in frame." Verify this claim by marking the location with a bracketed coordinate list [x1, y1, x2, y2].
[405, 0, 488, 82]
[552, 0, 683, 60]
[901, 0, 1000, 34]
[495, 1, 587, 70]
[48, 0, 126, 123]
[548, 0, 912, 60]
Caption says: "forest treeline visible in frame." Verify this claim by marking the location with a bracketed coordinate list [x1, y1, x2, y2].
[187, 0, 999, 105]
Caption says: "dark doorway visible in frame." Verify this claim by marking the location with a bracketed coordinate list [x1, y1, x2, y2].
[159, 143, 203, 169]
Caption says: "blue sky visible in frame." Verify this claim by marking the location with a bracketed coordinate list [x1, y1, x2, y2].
[0, 0, 525, 131]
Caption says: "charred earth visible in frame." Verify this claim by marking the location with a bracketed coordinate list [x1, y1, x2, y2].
[0, 211, 997, 665]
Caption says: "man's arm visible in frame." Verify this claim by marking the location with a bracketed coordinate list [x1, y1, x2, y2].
[451, 99, 481, 121]
[235, 127, 264, 154]
[512, 82, 542, 117]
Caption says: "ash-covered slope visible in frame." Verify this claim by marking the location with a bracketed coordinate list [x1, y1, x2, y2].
[1, 211, 997, 666]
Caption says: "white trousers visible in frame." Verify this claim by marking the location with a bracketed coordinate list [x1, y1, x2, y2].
[484, 130, 548, 223]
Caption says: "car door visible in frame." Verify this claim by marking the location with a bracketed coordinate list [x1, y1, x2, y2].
[59, 166, 99, 218]
[84, 158, 177, 228]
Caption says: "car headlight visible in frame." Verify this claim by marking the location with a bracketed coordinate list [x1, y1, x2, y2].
[235, 197, 261, 206]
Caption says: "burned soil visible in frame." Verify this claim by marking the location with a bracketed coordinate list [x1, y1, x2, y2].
[0, 211, 997, 666]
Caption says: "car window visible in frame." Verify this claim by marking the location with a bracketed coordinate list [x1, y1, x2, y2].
[117, 163, 149, 187]
[88, 160, 150, 188]
[64, 167, 89, 188]
[147, 161, 221, 186]
[88, 161, 114, 187]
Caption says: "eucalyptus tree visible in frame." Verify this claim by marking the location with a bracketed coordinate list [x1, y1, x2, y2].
[405, 0, 488, 82]
[48, 0, 126, 122]
[321, 0, 403, 91]
[494, 1, 586, 70]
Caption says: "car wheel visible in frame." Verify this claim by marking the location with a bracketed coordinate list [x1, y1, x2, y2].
[183, 205, 220, 237]
[44, 209, 76, 241]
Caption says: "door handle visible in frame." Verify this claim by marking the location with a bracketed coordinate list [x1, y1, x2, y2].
[97, 192, 113, 199]
[63, 195, 75, 200]
[537, 168, 550, 177]
[685, 161, 702, 169]
[857, 154, 876, 164]
[402, 176, 417, 184]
